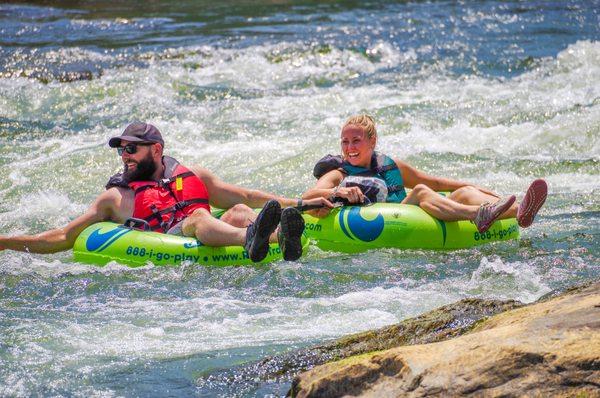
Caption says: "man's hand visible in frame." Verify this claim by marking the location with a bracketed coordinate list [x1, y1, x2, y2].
[299, 197, 335, 219]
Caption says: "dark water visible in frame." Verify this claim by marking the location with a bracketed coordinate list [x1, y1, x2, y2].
[0, 1, 599, 396]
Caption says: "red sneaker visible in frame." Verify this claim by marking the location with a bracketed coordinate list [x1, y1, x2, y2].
[474, 195, 516, 234]
[517, 179, 548, 228]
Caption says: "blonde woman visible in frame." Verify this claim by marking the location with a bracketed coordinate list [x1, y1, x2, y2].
[303, 115, 547, 233]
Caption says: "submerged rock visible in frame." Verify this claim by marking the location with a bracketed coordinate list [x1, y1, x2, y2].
[290, 281, 600, 397]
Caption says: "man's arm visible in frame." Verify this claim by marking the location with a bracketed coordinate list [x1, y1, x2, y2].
[190, 166, 332, 209]
[0, 188, 130, 254]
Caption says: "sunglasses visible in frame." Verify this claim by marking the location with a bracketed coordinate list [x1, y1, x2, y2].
[117, 143, 153, 156]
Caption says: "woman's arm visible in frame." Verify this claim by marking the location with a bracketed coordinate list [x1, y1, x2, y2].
[396, 159, 496, 195]
[302, 170, 343, 200]
[302, 169, 366, 204]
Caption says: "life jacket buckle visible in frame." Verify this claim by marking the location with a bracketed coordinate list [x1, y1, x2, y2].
[173, 200, 189, 211]
[122, 218, 151, 231]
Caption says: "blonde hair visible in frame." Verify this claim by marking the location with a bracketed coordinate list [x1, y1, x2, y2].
[342, 114, 377, 139]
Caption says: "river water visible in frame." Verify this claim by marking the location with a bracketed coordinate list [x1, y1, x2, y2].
[0, 1, 598, 396]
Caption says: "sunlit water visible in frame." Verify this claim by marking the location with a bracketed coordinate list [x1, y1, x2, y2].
[0, 1, 599, 396]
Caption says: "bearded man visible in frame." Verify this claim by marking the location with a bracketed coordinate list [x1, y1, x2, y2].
[0, 122, 332, 262]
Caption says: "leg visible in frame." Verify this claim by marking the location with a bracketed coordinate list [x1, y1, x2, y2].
[448, 186, 517, 219]
[403, 184, 480, 221]
[220, 204, 257, 227]
[220, 203, 279, 243]
[182, 201, 282, 262]
[181, 208, 246, 246]
[403, 184, 515, 233]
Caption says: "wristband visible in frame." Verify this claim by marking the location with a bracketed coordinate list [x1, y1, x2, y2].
[330, 186, 340, 201]
[296, 199, 303, 209]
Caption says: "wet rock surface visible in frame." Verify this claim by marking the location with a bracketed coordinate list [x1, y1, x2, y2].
[289, 281, 600, 397]
[196, 298, 522, 394]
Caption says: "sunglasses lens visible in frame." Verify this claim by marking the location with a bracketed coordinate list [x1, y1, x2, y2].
[117, 144, 138, 155]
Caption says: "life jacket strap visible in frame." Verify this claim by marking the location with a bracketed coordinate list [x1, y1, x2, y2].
[133, 171, 197, 193]
[158, 171, 196, 188]
[151, 198, 210, 232]
[374, 163, 398, 173]
[134, 184, 155, 195]
[143, 204, 164, 231]
[141, 198, 209, 227]
[171, 198, 209, 212]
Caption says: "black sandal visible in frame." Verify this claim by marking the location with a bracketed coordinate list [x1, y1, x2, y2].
[244, 200, 281, 262]
[278, 207, 305, 261]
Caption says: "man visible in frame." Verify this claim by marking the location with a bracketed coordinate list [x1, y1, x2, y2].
[0, 122, 332, 262]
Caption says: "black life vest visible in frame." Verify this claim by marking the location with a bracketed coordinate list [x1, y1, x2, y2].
[313, 152, 407, 203]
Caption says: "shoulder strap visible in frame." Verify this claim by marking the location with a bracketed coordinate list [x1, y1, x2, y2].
[313, 154, 344, 179]
[371, 152, 399, 174]
[132, 156, 187, 191]
[162, 156, 181, 179]
[158, 156, 195, 187]
[374, 152, 406, 201]
[105, 171, 130, 190]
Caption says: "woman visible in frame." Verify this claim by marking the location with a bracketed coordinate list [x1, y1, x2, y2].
[302, 115, 547, 233]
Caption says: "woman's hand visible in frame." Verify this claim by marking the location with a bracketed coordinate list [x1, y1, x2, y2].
[333, 186, 365, 204]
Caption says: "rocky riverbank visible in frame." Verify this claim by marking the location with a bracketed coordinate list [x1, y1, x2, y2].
[289, 281, 600, 397]
[196, 298, 524, 393]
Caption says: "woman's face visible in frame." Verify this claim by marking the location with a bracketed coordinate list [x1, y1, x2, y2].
[340, 125, 375, 168]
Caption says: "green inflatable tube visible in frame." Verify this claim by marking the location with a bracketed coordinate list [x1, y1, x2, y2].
[301, 203, 519, 252]
[73, 221, 306, 267]
[73, 203, 518, 266]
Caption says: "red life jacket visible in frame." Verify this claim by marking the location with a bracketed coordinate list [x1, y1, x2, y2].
[128, 156, 210, 233]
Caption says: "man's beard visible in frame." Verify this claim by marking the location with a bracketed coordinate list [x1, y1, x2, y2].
[123, 153, 158, 181]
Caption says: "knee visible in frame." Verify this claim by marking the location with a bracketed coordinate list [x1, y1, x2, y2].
[182, 208, 211, 231]
[221, 203, 254, 227]
[188, 207, 212, 220]
[412, 184, 434, 199]
[228, 203, 253, 215]
[449, 185, 478, 201]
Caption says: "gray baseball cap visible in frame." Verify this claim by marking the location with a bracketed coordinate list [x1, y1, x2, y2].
[108, 122, 164, 147]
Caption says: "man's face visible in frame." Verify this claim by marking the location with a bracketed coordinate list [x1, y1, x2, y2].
[118, 141, 157, 181]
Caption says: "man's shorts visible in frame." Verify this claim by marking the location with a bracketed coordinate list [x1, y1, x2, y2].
[166, 220, 184, 236]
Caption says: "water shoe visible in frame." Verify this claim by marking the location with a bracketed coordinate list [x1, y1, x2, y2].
[244, 200, 281, 262]
[474, 195, 516, 234]
[278, 207, 305, 261]
[517, 179, 548, 228]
